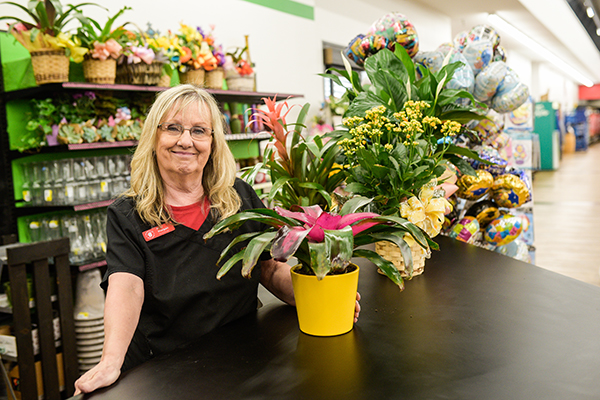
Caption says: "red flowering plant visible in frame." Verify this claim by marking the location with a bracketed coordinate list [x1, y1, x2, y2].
[204, 97, 437, 287]
[224, 46, 253, 76]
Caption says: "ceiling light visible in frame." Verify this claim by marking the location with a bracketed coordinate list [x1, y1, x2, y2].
[487, 13, 595, 87]
[597, 27, 600, 36]
[587, 6, 595, 18]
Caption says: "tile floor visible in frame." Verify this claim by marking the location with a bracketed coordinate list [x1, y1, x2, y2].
[533, 141, 600, 287]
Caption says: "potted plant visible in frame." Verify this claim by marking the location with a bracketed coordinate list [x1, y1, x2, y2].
[176, 22, 218, 85]
[322, 46, 487, 276]
[204, 198, 433, 336]
[241, 97, 345, 211]
[146, 27, 185, 87]
[116, 29, 162, 86]
[224, 45, 254, 91]
[202, 25, 226, 89]
[203, 96, 434, 336]
[0, 0, 94, 84]
[75, 6, 130, 84]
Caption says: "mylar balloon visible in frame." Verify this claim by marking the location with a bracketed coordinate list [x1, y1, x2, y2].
[491, 173, 530, 208]
[465, 200, 500, 228]
[449, 216, 480, 243]
[368, 12, 419, 58]
[484, 214, 523, 246]
[457, 170, 494, 200]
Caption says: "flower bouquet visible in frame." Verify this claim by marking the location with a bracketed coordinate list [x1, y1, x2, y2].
[0, 0, 94, 84]
[322, 46, 487, 276]
[116, 30, 162, 85]
[224, 45, 254, 91]
[75, 6, 130, 84]
[176, 22, 219, 85]
[146, 27, 185, 87]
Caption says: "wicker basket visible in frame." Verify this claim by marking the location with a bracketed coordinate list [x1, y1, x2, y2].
[204, 67, 224, 89]
[158, 72, 172, 87]
[179, 68, 205, 85]
[375, 240, 429, 278]
[83, 58, 116, 84]
[226, 75, 254, 91]
[30, 49, 70, 85]
[116, 61, 162, 85]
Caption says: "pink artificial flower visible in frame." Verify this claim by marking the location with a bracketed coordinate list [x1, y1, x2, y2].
[127, 46, 155, 64]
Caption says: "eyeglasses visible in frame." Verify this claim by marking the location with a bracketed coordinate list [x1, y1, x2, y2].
[158, 123, 213, 141]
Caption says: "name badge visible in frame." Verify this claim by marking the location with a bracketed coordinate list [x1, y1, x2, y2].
[143, 224, 175, 242]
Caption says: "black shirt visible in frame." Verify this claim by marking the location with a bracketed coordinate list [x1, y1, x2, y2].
[101, 179, 269, 367]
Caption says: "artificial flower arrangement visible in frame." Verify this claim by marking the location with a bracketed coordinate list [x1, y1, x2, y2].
[75, 6, 131, 84]
[114, 28, 165, 85]
[176, 22, 220, 73]
[0, 0, 92, 60]
[145, 26, 186, 85]
[322, 46, 487, 275]
[223, 45, 254, 91]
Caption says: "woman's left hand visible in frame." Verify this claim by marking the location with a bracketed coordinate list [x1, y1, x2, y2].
[354, 292, 361, 323]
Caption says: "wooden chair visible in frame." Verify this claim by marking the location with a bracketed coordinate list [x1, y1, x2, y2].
[5, 238, 78, 400]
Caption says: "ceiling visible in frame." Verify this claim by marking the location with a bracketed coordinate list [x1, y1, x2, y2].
[411, 0, 600, 85]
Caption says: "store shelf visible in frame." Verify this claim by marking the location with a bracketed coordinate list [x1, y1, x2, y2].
[224, 132, 272, 141]
[1, 82, 303, 104]
[67, 141, 137, 150]
[15, 199, 115, 213]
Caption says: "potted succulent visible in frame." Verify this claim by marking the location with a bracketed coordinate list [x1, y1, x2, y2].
[0, 0, 94, 84]
[176, 22, 218, 85]
[75, 6, 130, 84]
[321, 46, 488, 276]
[204, 96, 434, 336]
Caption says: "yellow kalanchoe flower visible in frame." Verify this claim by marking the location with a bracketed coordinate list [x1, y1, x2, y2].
[399, 180, 451, 238]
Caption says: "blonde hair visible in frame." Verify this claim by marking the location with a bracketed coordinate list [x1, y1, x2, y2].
[123, 84, 241, 226]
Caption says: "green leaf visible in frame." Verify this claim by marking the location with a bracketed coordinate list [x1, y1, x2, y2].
[242, 231, 277, 278]
[369, 232, 414, 276]
[309, 241, 331, 280]
[325, 226, 354, 273]
[204, 209, 299, 239]
[216, 250, 244, 280]
[339, 196, 372, 215]
[215, 231, 264, 266]
[353, 249, 404, 289]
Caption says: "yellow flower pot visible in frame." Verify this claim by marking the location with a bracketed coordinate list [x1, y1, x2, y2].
[291, 264, 359, 337]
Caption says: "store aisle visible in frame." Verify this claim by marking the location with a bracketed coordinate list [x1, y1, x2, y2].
[533, 142, 600, 287]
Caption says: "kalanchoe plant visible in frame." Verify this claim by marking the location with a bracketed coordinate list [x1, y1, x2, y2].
[204, 197, 437, 289]
[241, 97, 345, 211]
[321, 46, 488, 176]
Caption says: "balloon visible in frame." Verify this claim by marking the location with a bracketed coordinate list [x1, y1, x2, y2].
[493, 45, 507, 62]
[436, 44, 475, 92]
[465, 200, 500, 228]
[491, 82, 530, 114]
[467, 25, 501, 49]
[470, 146, 508, 177]
[462, 41, 493, 76]
[491, 173, 530, 208]
[472, 118, 501, 143]
[474, 61, 509, 102]
[449, 216, 480, 243]
[367, 12, 419, 58]
[457, 170, 494, 200]
[345, 34, 366, 65]
[413, 50, 445, 76]
[453, 31, 468, 52]
[484, 214, 523, 246]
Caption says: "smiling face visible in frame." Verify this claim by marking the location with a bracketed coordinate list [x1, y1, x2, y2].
[155, 100, 213, 188]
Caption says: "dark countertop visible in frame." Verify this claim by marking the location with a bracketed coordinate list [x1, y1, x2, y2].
[73, 236, 600, 400]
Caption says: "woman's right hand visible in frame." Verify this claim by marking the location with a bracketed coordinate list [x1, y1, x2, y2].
[74, 359, 121, 395]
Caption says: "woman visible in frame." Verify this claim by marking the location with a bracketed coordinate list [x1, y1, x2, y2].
[74, 84, 310, 394]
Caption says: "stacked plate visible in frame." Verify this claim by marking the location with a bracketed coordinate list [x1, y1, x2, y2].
[75, 316, 104, 374]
